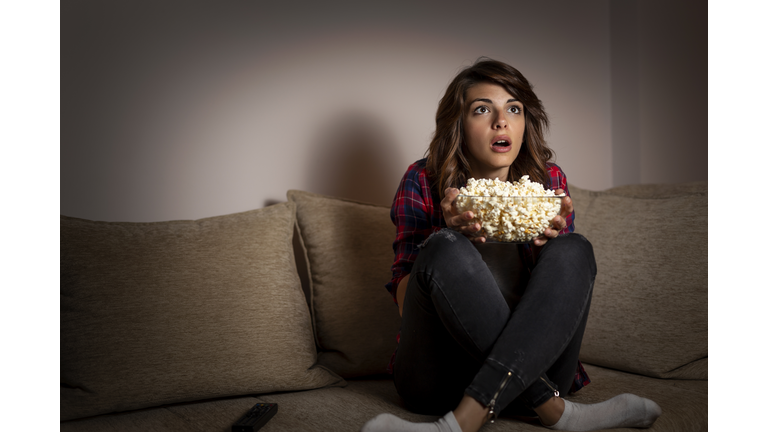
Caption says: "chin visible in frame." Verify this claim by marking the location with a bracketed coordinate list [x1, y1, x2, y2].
[491, 155, 516, 169]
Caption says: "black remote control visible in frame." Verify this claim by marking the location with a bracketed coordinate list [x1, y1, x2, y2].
[232, 402, 278, 432]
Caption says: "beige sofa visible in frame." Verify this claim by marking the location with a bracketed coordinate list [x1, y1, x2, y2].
[60, 181, 707, 431]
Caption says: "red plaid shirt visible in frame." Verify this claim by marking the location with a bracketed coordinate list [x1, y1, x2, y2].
[386, 158, 590, 393]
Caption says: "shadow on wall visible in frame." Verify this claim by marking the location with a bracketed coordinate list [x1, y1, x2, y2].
[304, 110, 405, 208]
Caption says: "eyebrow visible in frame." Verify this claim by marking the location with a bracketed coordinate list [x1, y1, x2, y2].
[469, 98, 519, 104]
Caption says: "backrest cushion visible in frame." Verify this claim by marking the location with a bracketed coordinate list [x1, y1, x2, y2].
[569, 182, 707, 379]
[287, 190, 401, 378]
[60, 203, 343, 421]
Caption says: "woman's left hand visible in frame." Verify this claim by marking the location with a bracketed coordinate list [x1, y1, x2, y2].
[532, 189, 573, 247]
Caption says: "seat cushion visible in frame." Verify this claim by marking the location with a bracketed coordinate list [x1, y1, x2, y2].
[60, 203, 343, 421]
[288, 190, 401, 378]
[62, 364, 707, 432]
[569, 182, 707, 379]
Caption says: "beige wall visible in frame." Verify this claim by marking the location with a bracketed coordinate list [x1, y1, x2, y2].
[61, 0, 705, 222]
[611, 0, 707, 186]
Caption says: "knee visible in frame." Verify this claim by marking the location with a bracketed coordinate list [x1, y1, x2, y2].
[419, 228, 464, 248]
[416, 228, 475, 263]
[542, 233, 597, 277]
[410, 229, 486, 290]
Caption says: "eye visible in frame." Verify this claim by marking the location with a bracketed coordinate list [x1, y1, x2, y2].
[507, 105, 522, 114]
[473, 105, 490, 114]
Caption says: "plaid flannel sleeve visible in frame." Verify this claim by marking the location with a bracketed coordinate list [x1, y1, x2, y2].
[549, 163, 575, 234]
[386, 162, 441, 304]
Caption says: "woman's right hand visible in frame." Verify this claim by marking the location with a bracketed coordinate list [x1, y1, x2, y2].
[441, 187, 486, 243]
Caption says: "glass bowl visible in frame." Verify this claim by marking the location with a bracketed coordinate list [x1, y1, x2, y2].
[455, 195, 563, 243]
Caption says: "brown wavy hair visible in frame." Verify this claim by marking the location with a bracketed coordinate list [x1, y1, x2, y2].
[426, 58, 554, 199]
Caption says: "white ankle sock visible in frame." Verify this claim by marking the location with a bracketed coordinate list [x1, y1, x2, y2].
[546, 394, 662, 431]
[361, 411, 463, 432]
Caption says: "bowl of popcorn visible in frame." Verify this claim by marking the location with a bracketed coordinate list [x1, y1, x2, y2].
[455, 176, 565, 243]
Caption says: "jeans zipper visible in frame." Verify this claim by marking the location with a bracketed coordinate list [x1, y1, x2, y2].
[487, 372, 512, 424]
[540, 377, 560, 397]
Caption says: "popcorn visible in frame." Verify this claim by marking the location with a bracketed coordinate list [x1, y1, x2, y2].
[455, 176, 565, 242]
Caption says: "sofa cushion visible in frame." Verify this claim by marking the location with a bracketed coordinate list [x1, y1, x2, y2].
[288, 190, 401, 378]
[60, 396, 265, 432]
[569, 182, 707, 379]
[63, 367, 707, 432]
[60, 203, 343, 422]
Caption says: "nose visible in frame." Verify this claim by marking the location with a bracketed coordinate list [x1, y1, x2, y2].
[493, 111, 507, 129]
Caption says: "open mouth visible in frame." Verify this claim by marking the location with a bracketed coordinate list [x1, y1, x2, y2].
[490, 137, 512, 153]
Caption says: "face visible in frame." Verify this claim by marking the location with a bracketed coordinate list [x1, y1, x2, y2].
[462, 82, 525, 182]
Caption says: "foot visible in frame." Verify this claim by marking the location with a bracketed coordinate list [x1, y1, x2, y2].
[545, 394, 662, 431]
[361, 411, 463, 432]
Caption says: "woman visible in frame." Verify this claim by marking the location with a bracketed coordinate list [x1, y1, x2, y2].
[362, 59, 662, 432]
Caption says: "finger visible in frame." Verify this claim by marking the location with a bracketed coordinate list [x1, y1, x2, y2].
[445, 213, 480, 233]
[539, 224, 558, 239]
[533, 235, 548, 247]
[551, 215, 567, 232]
[441, 188, 459, 215]
[560, 195, 573, 217]
[470, 235, 487, 244]
[447, 210, 477, 229]
[462, 221, 482, 234]
[443, 192, 478, 232]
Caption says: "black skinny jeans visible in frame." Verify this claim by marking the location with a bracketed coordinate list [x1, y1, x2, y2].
[393, 230, 596, 418]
